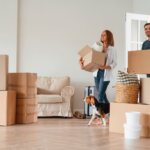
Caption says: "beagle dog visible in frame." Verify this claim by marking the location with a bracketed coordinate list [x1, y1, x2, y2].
[85, 96, 109, 126]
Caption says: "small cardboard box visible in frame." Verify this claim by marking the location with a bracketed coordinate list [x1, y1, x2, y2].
[128, 50, 150, 74]
[8, 86, 37, 99]
[109, 102, 150, 138]
[0, 55, 8, 90]
[8, 73, 37, 87]
[0, 91, 16, 126]
[16, 98, 37, 124]
[140, 78, 150, 104]
[78, 45, 106, 72]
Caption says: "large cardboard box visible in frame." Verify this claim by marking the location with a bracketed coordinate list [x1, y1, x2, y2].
[140, 78, 150, 104]
[8, 86, 37, 99]
[16, 98, 37, 124]
[16, 98, 37, 114]
[128, 50, 150, 74]
[8, 73, 37, 98]
[78, 45, 106, 72]
[0, 91, 16, 126]
[8, 73, 37, 87]
[0, 55, 8, 90]
[109, 103, 150, 138]
[16, 113, 37, 124]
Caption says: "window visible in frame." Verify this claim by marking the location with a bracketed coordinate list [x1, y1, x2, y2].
[125, 13, 150, 68]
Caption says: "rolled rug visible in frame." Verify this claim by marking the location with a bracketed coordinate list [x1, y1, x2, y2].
[73, 111, 86, 119]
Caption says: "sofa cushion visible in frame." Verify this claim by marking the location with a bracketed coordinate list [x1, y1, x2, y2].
[37, 95, 63, 104]
[37, 76, 70, 94]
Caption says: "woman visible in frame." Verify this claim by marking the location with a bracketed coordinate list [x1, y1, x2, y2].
[80, 30, 117, 112]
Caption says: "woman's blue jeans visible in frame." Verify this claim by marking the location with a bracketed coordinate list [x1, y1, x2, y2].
[94, 69, 110, 104]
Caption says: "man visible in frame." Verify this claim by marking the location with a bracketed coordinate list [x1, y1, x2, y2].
[142, 23, 150, 77]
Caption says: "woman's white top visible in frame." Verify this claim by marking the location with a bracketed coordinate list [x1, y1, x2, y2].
[92, 45, 117, 81]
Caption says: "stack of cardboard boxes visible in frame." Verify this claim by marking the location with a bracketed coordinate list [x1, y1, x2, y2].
[8, 73, 37, 124]
[0, 55, 16, 126]
[0, 54, 38, 125]
[109, 50, 150, 138]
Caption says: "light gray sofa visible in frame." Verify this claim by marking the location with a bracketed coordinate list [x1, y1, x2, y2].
[36, 76, 74, 117]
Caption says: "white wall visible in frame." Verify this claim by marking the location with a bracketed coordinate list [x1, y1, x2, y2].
[18, 0, 132, 112]
[0, 0, 18, 71]
[133, 0, 150, 15]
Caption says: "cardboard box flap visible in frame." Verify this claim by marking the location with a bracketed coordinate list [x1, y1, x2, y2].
[78, 45, 92, 57]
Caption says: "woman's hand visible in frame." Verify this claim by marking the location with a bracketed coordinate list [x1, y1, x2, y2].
[98, 65, 105, 70]
[98, 65, 111, 70]
[79, 57, 84, 69]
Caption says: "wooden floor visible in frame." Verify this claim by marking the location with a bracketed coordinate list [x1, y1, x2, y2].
[0, 118, 149, 150]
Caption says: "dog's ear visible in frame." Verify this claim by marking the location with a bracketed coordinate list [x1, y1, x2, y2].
[85, 96, 91, 104]
[90, 97, 95, 105]
[94, 97, 99, 106]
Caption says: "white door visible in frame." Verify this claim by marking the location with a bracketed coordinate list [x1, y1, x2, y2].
[125, 13, 150, 69]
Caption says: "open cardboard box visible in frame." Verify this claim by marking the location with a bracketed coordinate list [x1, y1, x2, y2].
[78, 45, 106, 72]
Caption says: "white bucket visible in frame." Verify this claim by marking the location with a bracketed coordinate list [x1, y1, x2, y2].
[124, 124, 141, 139]
[124, 123, 141, 130]
[125, 111, 141, 126]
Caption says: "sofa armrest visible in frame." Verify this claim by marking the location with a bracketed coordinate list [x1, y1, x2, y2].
[61, 86, 75, 97]
[61, 86, 74, 115]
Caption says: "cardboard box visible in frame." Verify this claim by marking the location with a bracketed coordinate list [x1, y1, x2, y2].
[0, 55, 8, 90]
[109, 102, 150, 138]
[140, 78, 150, 104]
[8, 86, 37, 99]
[0, 91, 16, 126]
[128, 50, 150, 74]
[16, 113, 37, 124]
[8, 73, 37, 87]
[16, 98, 37, 114]
[78, 45, 106, 72]
[16, 98, 37, 124]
